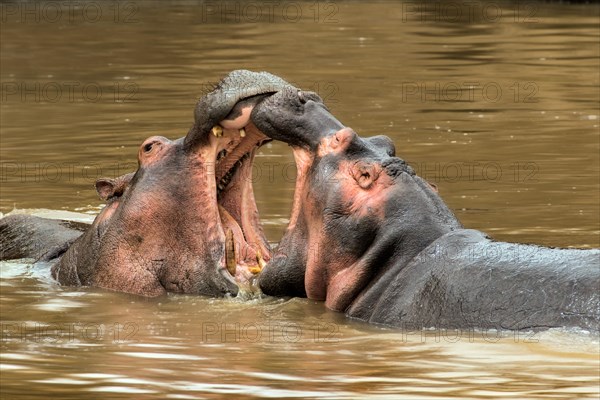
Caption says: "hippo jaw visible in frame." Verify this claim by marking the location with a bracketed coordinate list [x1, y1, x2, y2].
[180, 71, 298, 289]
[194, 120, 273, 286]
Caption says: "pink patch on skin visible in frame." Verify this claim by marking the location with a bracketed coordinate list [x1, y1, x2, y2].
[288, 147, 313, 230]
[138, 136, 172, 166]
[304, 219, 327, 301]
[336, 160, 393, 220]
[325, 258, 370, 312]
[318, 128, 356, 157]
[95, 201, 119, 224]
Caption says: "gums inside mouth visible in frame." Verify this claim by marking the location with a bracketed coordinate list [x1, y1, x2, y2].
[209, 122, 272, 286]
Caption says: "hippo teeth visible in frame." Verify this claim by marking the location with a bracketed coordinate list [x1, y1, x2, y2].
[216, 152, 251, 196]
[212, 125, 223, 137]
[225, 228, 237, 276]
[249, 248, 266, 275]
[217, 170, 234, 194]
[257, 250, 267, 270]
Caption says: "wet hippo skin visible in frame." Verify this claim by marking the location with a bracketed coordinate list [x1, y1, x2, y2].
[254, 87, 600, 332]
[0, 214, 88, 262]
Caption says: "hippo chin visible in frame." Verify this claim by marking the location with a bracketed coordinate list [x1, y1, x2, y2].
[0, 70, 297, 297]
[254, 88, 600, 332]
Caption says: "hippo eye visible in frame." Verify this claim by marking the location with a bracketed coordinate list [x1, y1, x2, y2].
[143, 142, 154, 153]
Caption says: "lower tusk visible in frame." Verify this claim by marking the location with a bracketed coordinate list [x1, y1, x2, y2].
[239, 128, 246, 138]
[257, 250, 267, 270]
[249, 248, 267, 275]
[248, 265, 261, 275]
[225, 229, 237, 276]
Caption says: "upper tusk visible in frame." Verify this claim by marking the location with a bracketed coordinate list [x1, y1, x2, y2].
[212, 125, 223, 137]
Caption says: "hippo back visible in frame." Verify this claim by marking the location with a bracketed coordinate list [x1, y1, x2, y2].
[0, 214, 86, 262]
[348, 229, 600, 332]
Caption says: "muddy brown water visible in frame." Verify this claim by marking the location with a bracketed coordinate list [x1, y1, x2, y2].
[1, 1, 599, 399]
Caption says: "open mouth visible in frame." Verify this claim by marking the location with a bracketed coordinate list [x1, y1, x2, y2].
[207, 121, 272, 286]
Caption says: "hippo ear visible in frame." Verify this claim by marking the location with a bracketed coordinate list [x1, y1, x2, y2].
[95, 172, 135, 201]
[95, 178, 117, 201]
[352, 162, 381, 189]
[427, 181, 438, 192]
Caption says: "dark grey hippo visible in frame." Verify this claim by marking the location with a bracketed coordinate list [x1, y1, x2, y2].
[0, 70, 297, 297]
[253, 87, 600, 332]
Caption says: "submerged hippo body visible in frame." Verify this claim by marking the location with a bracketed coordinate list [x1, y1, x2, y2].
[0, 172, 132, 264]
[0, 214, 87, 262]
[1, 70, 297, 297]
[254, 88, 600, 332]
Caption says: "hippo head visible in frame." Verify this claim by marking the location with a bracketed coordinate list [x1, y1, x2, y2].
[254, 88, 462, 311]
[52, 70, 295, 297]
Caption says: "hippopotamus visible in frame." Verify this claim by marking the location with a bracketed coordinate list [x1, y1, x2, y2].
[253, 87, 600, 332]
[3, 70, 598, 332]
[0, 70, 298, 297]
